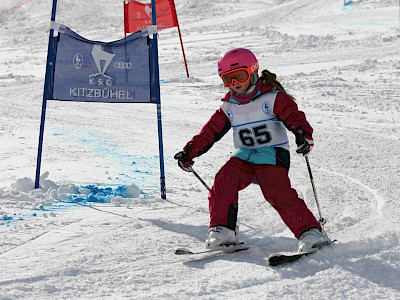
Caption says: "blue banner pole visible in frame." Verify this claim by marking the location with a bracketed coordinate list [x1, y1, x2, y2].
[35, 0, 58, 189]
[151, 0, 166, 199]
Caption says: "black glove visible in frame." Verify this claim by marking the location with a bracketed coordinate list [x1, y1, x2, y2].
[294, 129, 314, 156]
[174, 151, 194, 172]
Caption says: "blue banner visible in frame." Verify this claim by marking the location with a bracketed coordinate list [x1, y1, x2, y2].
[53, 27, 156, 103]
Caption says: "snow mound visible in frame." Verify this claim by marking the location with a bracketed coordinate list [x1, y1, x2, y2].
[0, 172, 142, 210]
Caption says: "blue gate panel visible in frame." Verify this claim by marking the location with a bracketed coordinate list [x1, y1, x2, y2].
[53, 27, 154, 103]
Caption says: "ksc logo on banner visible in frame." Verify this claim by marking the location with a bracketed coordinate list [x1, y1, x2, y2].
[53, 27, 151, 103]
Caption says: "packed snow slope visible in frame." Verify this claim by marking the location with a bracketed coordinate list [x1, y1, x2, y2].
[0, 0, 400, 299]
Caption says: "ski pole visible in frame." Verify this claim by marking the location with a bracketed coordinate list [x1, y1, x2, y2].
[305, 156, 326, 225]
[187, 165, 211, 191]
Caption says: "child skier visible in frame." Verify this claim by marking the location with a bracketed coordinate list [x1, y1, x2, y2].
[174, 48, 330, 252]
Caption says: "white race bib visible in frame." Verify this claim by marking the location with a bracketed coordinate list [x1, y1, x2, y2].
[221, 91, 289, 150]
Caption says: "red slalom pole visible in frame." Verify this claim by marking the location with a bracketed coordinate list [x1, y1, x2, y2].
[177, 23, 189, 78]
[170, 0, 189, 77]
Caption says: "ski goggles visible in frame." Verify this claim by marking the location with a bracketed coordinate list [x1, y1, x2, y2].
[220, 62, 259, 88]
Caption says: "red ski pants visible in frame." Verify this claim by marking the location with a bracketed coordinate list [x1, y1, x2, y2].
[208, 157, 321, 239]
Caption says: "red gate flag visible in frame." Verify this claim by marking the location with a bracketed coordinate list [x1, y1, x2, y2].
[124, 0, 189, 78]
[124, 0, 178, 33]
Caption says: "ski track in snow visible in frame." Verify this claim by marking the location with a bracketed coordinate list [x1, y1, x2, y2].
[319, 167, 386, 216]
[1, 0, 400, 299]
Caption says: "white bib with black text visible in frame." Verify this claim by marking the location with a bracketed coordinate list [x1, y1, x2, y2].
[221, 90, 290, 150]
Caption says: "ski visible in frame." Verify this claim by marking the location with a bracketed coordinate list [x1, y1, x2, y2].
[268, 241, 333, 267]
[174, 242, 249, 255]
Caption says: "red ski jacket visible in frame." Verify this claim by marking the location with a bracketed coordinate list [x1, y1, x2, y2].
[184, 83, 313, 160]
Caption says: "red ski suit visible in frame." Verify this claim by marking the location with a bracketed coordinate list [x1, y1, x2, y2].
[183, 83, 321, 239]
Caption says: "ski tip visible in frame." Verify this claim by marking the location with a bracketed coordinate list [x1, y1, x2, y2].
[268, 240, 336, 266]
[174, 248, 194, 255]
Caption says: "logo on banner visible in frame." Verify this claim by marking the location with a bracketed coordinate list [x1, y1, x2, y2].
[144, 5, 152, 17]
[73, 53, 84, 70]
[68, 44, 137, 101]
[114, 61, 133, 69]
[89, 45, 116, 87]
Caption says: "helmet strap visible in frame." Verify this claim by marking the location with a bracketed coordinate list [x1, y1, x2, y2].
[250, 72, 259, 85]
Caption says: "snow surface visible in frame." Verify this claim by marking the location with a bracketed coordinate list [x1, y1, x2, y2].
[1, 0, 400, 299]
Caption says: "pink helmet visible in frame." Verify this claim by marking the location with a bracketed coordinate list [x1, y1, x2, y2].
[218, 48, 259, 76]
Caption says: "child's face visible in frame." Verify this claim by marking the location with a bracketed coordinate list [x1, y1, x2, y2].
[231, 80, 251, 94]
